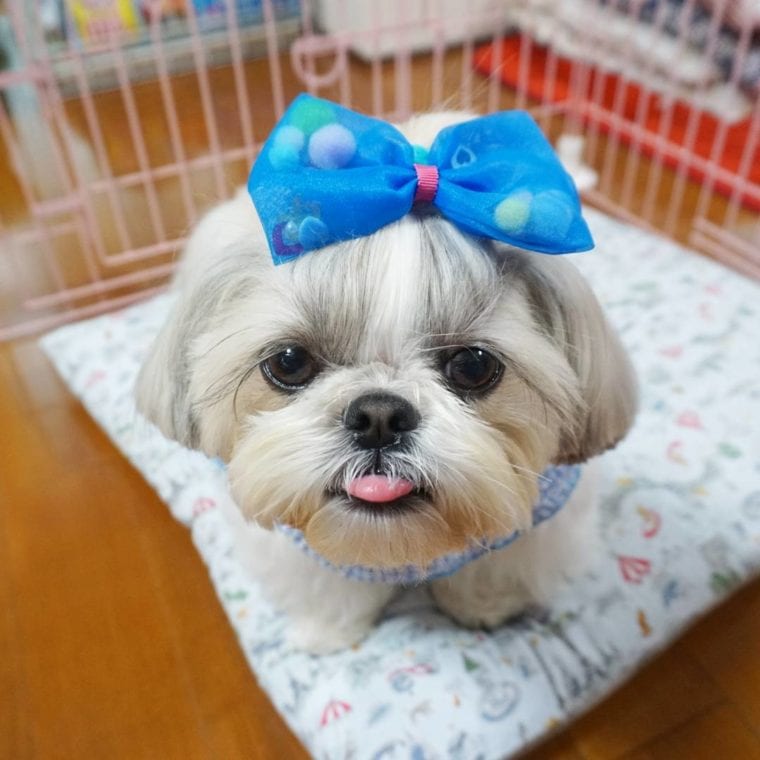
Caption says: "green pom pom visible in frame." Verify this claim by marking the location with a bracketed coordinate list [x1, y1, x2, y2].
[289, 100, 335, 135]
[412, 144, 429, 163]
[494, 192, 532, 232]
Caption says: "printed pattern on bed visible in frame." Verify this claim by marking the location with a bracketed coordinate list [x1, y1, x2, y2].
[40, 207, 760, 760]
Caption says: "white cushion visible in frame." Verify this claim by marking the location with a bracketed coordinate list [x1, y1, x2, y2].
[41, 208, 760, 759]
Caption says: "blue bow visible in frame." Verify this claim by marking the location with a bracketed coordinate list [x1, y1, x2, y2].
[248, 94, 593, 264]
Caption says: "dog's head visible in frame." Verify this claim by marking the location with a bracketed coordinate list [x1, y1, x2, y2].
[136, 116, 637, 570]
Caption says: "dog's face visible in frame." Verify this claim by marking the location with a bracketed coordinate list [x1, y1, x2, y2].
[137, 118, 637, 571]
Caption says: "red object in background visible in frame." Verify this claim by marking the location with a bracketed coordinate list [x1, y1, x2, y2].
[474, 37, 760, 212]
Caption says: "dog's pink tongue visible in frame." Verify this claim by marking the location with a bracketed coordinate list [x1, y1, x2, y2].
[347, 475, 415, 503]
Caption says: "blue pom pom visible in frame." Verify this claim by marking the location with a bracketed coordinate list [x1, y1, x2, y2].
[308, 124, 356, 169]
[274, 125, 305, 151]
[528, 190, 574, 239]
[298, 216, 329, 249]
[269, 126, 305, 169]
[269, 143, 301, 170]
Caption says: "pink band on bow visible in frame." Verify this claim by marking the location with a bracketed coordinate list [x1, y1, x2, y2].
[413, 163, 439, 204]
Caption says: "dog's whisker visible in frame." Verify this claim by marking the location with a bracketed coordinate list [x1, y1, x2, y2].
[199, 325, 260, 358]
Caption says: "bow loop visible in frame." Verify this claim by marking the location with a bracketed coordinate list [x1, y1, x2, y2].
[249, 94, 593, 264]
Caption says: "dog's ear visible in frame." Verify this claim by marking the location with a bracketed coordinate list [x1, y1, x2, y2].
[135, 191, 267, 449]
[135, 289, 201, 448]
[512, 252, 638, 464]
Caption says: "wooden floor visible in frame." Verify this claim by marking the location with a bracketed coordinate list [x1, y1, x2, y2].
[1, 41, 759, 760]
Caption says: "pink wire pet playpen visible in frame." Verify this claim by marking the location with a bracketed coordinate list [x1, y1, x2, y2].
[0, 0, 758, 342]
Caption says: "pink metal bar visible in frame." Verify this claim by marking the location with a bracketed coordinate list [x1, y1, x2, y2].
[692, 217, 760, 268]
[79, 237, 186, 269]
[579, 100, 760, 207]
[0, 88, 69, 302]
[1, 0, 759, 342]
[25, 2, 102, 291]
[110, 37, 168, 243]
[184, 0, 227, 200]
[584, 186, 662, 236]
[486, 30, 504, 115]
[618, 0, 672, 213]
[514, 29, 532, 112]
[369, 1, 384, 114]
[5, 0, 31, 60]
[750, 216, 760, 247]
[57, 0, 138, 256]
[430, 14, 445, 110]
[336, 0, 351, 107]
[13, 147, 252, 273]
[661, 0, 730, 233]
[720, 90, 760, 232]
[291, 34, 347, 90]
[459, 18, 475, 112]
[296, 0, 318, 97]
[689, 231, 760, 280]
[692, 18, 753, 225]
[538, 33, 560, 134]
[0, 286, 167, 343]
[481, 5, 509, 110]
[28, 2, 109, 282]
[148, 6, 199, 228]
[0, 65, 49, 89]
[562, 51, 592, 141]
[262, 0, 286, 118]
[224, 0, 257, 164]
[9, 219, 79, 245]
[597, 0, 650, 198]
[26, 261, 176, 310]
[0, 209, 31, 324]
[393, 1, 413, 120]
[583, 1, 620, 172]
[640, 0, 700, 229]
[71, 145, 253, 196]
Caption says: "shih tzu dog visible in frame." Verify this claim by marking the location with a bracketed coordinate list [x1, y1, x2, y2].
[136, 96, 637, 653]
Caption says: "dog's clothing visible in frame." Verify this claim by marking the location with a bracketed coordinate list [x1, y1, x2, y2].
[249, 94, 593, 263]
[277, 464, 581, 584]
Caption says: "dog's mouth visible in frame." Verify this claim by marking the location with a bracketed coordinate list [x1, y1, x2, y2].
[327, 469, 431, 515]
[326, 452, 433, 515]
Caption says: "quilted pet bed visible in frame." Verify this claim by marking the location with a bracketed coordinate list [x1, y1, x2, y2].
[41, 207, 760, 759]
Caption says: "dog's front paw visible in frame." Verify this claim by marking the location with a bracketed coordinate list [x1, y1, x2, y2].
[430, 581, 533, 630]
[287, 617, 374, 655]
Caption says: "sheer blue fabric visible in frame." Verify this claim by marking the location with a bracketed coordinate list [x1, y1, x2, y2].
[249, 94, 594, 264]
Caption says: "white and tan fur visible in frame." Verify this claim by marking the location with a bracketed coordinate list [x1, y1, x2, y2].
[136, 113, 637, 653]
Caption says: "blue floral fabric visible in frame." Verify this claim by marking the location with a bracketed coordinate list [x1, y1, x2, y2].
[277, 464, 581, 584]
[248, 94, 594, 263]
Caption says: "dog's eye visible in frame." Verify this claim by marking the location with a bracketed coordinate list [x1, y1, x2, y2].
[261, 346, 319, 392]
[442, 348, 502, 395]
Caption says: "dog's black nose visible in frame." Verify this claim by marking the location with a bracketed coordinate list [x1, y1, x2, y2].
[343, 392, 420, 449]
